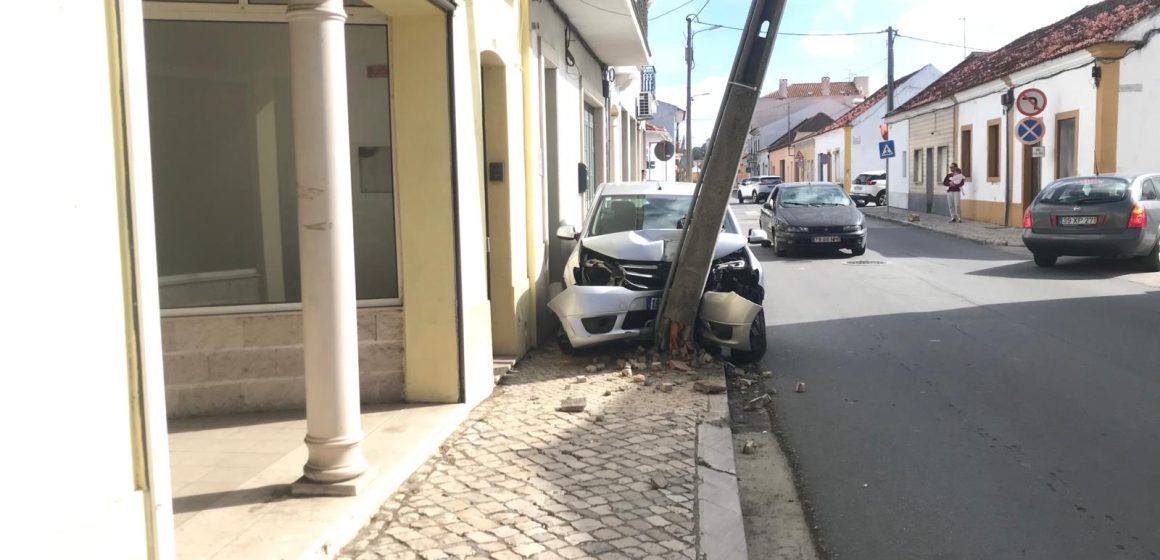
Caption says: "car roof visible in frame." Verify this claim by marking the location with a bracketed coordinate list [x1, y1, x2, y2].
[856, 170, 886, 175]
[596, 181, 697, 196]
[1053, 174, 1141, 182]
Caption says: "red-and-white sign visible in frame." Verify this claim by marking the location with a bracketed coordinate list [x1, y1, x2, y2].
[1016, 88, 1047, 117]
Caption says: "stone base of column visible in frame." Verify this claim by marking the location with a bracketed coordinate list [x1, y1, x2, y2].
[302, 433, 368, 483]
[290, 468, 378, 497]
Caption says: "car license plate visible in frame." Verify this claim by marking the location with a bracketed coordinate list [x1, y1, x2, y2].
[647, 297, 661, 310]
[1058, 216, 1098, 226]
[813, 236, 841, 243]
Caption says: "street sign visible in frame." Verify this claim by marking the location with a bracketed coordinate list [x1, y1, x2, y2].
[1016, 88, 1047, 117]
[1032, 146, 1045, 158]
[878, 140, 896, 159]
[1016, 117, 1046, 145]
[654, 141, 675, 161]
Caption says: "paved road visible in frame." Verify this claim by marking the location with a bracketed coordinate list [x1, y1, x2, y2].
[732, 202, 1160, 560]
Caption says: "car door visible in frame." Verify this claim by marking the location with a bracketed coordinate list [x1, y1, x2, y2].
[1140, 177, 1160, 246]
[759, 190, 778, 236]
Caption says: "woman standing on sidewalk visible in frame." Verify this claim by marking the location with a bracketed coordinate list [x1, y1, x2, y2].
[943, 163, 965, 223]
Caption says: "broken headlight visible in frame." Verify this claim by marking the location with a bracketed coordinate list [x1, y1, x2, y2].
[577, 250, 624, 286]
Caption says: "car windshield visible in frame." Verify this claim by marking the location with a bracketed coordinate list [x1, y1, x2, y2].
[588, 194, 738, 235]
[854, 174, 884, 184]
[759, 177, 782, 185]
[1038, 177, 1130, 205]
[778, 185, 852, 207]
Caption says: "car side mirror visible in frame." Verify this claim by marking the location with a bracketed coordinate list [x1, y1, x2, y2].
[556, 224, 579, 240]
[747, 228, 769, 244]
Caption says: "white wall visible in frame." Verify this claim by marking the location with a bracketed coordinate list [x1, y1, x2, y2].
[2, 0, 168, 555]
[886, 119, 910, 209]
[955, 91, 1009, 206]
[1116, 15, 1160, 174]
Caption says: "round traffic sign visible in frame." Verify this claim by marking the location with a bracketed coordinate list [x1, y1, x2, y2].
[1016, 88, 1047, 117]
[654, 141, 675, 161]
[1016, 117, 1046, 145]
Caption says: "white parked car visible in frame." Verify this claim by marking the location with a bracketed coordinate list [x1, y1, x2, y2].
[549, 181, 769, 361]
[850, 170, 887, 207]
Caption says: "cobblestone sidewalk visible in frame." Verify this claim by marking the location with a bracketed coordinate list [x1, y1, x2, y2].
[338, 345, 721, 560]
[862, 205, 1025, 247]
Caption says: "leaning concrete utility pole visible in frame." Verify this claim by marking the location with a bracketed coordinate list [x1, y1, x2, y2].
[654, 0, 787, 353]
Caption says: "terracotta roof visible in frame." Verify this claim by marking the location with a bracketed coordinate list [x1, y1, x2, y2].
[814, 70, 921, 135]
[895, 0, 1160, 114]
[763, 113, 835, 151]
[762, 81, 862, 99]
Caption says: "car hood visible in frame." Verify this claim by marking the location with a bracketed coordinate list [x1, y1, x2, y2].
[777, 205, 862, 226]
[581, 229, 747, 262]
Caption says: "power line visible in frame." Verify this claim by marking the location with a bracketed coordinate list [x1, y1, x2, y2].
[896, 33, 986, 52]
[650, 0, 697, 20]
[693, 20, 886, 37]
[695, 0, 712, 18]
[573, 0, 630, 17]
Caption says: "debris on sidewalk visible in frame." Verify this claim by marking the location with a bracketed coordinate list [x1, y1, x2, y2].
[694, 379, 727, 394]
[557, 396, 587, 413]
[574, 375, 588, 383]
[632, 373, 647, 384]
[761, 370, 773, 378]
[650, 472, 669, 490]
[603, 389, 612, 397]
[745, 394, 772, 410]
[908, 214, 920, 223]
[659, 382, 674, 393]
[669, 360, 694, 372]
[795, 382, 806, 393]
[742, 440, 759, 454]
[585, 365, 599, 373]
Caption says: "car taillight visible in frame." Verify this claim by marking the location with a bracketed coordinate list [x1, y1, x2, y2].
[1128, 203, 1147, 229]
[1023, 208, 1032, 229]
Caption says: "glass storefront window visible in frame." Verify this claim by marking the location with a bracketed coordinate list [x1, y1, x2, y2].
[145, 20, 397, 308]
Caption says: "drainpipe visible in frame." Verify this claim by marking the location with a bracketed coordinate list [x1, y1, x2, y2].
[521, 0, 537, 350]
[1003, 86, 1014, 226]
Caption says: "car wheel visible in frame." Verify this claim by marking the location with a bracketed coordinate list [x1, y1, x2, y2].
[1033, 253, 1058, 268]
[875, 192, 886, 206]
[852, 246, 867, 256]
[556, 328, 575, 355]
[730, 310, 767, 363]
[773, 235, 788, 257]
[1141, 242, 1160, 272]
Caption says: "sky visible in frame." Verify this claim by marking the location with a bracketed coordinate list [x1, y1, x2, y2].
[647, 0, 1100, 146]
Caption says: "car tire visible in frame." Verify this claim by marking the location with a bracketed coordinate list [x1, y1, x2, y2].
[852, 246, 867, 256]
[1033, 253, 1058, 268]
[773, 236, 788, 257]
[875, 192, 886, 206]
[556, 328, 575, 355]
[1141, 242, 1160, 272]
[731, 310, 768, 363]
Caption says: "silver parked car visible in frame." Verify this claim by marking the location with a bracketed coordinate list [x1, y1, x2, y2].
[549, 182, 769, 361]
[1023, 174, 1160, 269]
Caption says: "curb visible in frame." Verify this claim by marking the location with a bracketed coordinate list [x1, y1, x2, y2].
[864, 209, 1025, 248]
[694, 378, 749, 560]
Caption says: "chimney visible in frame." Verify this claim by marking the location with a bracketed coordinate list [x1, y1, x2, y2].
[854, 76, 869, 96]
[779, 78, 788, 98]
[821, 76, 831, 96]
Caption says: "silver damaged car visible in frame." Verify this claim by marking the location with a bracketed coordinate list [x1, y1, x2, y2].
[549, 181, 769, 361]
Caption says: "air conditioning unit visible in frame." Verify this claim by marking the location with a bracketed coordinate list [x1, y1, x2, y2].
[637, 91, 655, 120]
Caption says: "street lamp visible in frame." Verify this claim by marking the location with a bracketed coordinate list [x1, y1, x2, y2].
[685, 15, 728, 180]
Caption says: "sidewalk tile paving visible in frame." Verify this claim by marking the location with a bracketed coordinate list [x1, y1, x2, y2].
[862, 205, 1025, 247]
[338, 345, 716, 560]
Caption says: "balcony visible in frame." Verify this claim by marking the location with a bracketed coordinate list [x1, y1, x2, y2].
[553, 0, 650, 66]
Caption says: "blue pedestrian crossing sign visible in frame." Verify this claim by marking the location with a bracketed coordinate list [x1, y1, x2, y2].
[878, 140, 896, 159]
[1016, 117, 1046, 145]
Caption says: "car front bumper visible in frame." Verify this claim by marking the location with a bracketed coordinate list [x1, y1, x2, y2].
[548, 286, 764, 350]
[776, 230, 867, 250]
[1022, 229, 1149, 258]
[849, 192, 875, 203]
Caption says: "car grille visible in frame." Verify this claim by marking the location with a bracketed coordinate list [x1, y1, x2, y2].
[807, 226, 847, 234]
[620, 261, 669, 291]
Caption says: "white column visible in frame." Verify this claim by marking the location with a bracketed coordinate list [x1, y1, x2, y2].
[287, 0, 367, 484]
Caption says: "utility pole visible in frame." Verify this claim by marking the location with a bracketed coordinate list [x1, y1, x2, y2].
[885, 26, 895, 212]
[685, 15, 694, 181]
[654, 0, 787, 353]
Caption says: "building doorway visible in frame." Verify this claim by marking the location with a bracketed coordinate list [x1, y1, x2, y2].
[925, 147, 935, 213]
[481, 53, 518, 356]
[1023, 142, 1042, 211]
